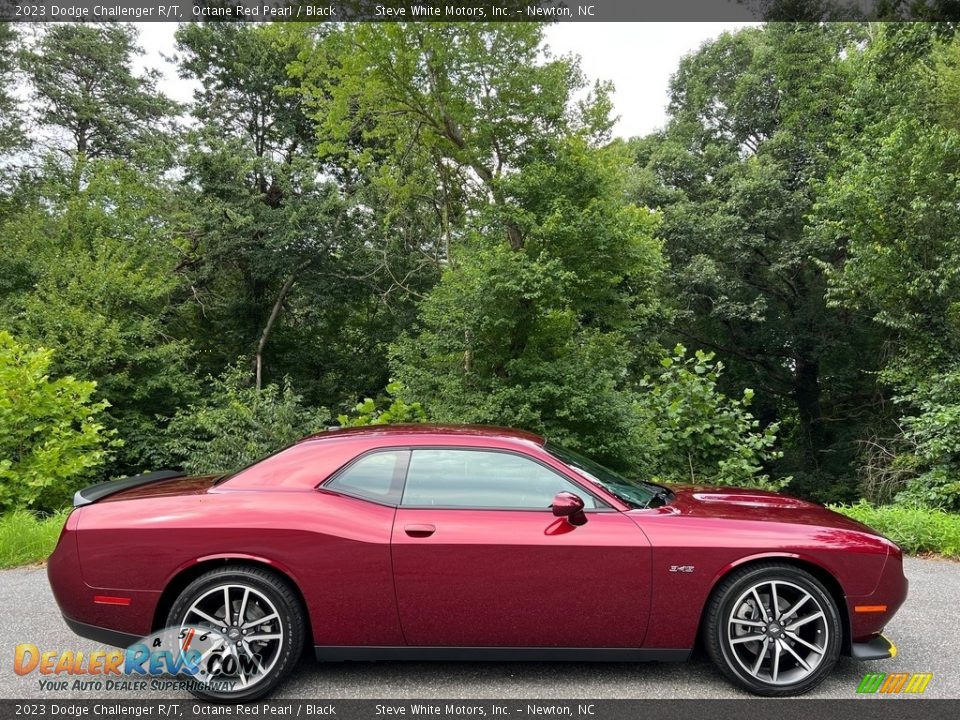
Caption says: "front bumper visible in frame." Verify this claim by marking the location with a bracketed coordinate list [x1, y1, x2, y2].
[851, 633, 897, 661]
[846, 543, 909, 644]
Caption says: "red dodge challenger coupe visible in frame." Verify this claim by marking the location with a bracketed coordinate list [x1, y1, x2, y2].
[48, 425, 907, 700]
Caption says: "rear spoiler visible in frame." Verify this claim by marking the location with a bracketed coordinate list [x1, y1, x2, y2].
[73, 470, 185, 508]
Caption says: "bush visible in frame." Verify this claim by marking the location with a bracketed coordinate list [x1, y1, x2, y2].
[157, 364, 329, 474]
[886, 363, 960, 510]
[0, 332, 115, 512]
[634, 345, 785, 490]
[0, 510, 69, 568]
[831, 501, 960, 558]
[338, 381, 427, 427]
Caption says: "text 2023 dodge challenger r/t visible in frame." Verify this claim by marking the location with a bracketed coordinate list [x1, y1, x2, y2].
[48, 425, 907, 701]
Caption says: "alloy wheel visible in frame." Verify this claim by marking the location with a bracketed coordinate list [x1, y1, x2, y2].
[726, 579, 829, 686]
[180, 583, 285, 691]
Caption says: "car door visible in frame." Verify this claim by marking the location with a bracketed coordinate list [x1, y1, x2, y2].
[390, 447, 652, 648]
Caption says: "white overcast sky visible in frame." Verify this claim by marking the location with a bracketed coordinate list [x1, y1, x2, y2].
[135, 22, 753, 139]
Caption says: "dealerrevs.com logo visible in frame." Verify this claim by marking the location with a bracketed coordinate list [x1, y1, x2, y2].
[12, 626, 251, 693]
[857, 672, 933, 695]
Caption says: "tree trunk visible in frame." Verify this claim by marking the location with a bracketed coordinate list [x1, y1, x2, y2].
[793, 356, 826, 469]
[253, 262, 309, 390]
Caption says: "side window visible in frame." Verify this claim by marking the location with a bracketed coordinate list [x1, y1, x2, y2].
[401, 449, 599, 509]
[325, 450, 407, 505]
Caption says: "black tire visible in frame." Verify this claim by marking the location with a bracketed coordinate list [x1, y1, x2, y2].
[703, 562, 842, 697]
[166, 564, 305, 702]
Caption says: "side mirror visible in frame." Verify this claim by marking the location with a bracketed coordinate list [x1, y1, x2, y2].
[551, 491, 587, 526]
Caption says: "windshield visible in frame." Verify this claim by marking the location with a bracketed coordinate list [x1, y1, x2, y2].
[545, 442, 668, 509]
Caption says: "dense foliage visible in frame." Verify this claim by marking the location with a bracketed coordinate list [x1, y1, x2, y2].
[1, 22, 959, 515]
[337, 381, 427, 427]
[634, 346, 784, 490]
[156, 365, 329, 475]
[0, 332, 115, 511]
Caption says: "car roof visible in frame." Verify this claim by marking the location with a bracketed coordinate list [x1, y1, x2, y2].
[299, 424, 545, 447]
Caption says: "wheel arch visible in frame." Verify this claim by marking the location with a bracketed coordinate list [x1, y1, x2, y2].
[152, 554, 313, 647]
[696, 554, 851, 654]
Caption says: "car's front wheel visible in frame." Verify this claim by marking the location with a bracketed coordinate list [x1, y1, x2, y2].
[166, 564, 305, 702]
[704, 562, 842, 696]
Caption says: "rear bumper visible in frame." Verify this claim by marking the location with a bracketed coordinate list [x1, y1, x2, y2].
[851, 633, 897, 661]
[63, 616, 141, 649]
[48, 509, 158, 639]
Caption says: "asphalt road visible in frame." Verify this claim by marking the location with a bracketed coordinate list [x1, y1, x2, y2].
[0, 557, 956, 700]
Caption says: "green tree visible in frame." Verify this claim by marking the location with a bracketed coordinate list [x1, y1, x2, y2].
[158, 364, 329, 475]
[175, 23, 410, 410]
[889, 369, 960, 509]
[810, 25, 960, 507]
[815, 26, 960, 344]
[0, 160, 197, 476]
[1, 23, 195, 477]
[297, 24, 663, 465]
[391, 139, 662, 466]
[292, 22, 604, 254]
[0, 23, 24, 157]
[632, 24, 883, 499]
[20, 23, 179, 163]
[634, 345, 784, 490]
[0, 332, 115, 512]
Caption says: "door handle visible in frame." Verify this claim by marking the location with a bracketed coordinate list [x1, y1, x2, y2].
[404, 523, 436, 538]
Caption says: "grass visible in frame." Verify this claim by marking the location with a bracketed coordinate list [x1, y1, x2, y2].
[0, 509, 69, 569]
[831, 501, 960, 559]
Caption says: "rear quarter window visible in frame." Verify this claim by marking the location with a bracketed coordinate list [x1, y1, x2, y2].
[324, 449, 408, 505]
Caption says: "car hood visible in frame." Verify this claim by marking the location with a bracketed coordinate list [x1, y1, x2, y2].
[661, 484, 882, 535]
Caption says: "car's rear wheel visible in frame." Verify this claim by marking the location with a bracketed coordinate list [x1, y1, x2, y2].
[704, 562, 842, 696]
[166, 564, 305, 702]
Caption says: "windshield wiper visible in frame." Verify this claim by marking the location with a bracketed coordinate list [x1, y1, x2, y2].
[645, 486, 673, 509]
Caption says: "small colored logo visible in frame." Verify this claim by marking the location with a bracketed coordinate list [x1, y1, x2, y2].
[13, 625, 254, 692]
[857, 672, 933, 694]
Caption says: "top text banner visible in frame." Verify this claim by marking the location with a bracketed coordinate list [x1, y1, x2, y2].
[2, 0, 959, 23]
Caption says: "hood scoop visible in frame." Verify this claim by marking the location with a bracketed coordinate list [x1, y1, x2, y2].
[691, 492, 811, 509]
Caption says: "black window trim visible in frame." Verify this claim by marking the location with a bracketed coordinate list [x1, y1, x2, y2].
[317, 448, 410, 508]
[397, 445, 616, 512]
[318, 444, 616, 512]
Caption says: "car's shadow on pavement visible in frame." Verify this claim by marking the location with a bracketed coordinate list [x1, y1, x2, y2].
[277, 653, 874, 700]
